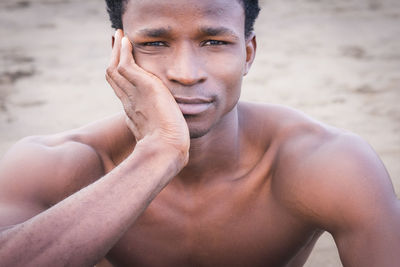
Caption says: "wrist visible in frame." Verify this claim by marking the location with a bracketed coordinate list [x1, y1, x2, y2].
[134, 135, 189, 174]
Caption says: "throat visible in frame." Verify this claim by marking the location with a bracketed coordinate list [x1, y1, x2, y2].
[177, 107, 241, 185]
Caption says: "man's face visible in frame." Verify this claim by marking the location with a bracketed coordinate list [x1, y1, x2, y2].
[122, 0, 255, 138]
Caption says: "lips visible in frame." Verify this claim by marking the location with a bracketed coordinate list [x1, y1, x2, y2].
[174, 96, 213, 115]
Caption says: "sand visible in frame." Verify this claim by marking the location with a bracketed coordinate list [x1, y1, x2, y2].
[0, 0, 399, 266]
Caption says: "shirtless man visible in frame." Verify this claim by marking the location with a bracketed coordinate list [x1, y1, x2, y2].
[0, 0, 399, 266]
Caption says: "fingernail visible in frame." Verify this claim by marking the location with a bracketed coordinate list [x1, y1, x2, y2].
[116, 29, 124, 38]
[121, 36, 128, 47]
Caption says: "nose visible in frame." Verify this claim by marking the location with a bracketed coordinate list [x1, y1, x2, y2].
[166, 43, 207, 86]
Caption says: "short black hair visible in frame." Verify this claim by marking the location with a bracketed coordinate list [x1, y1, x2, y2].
[105, 0, 260, 38]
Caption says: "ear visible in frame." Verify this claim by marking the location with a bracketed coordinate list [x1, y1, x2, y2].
[111, 35, 115, 48]
[243, 32, 257, 76]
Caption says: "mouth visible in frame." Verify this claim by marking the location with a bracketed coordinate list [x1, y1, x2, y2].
[174, 96, 213, 115]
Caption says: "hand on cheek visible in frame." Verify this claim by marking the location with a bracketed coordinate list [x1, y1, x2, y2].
[106, 29, 190, 165]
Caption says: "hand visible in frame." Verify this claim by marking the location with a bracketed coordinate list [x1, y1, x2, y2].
[106, 30, 190, 165]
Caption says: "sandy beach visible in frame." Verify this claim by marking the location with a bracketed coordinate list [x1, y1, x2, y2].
[0, 0, 399, 266]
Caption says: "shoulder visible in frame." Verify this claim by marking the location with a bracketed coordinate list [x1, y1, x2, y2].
[238, 101, 331, 151]
[0, 134, 103, 206]
[238, 101, 321, 135]
[238, 102, 397, 230]
[0, 113, 133, 206]
[267, 107, 397, 231]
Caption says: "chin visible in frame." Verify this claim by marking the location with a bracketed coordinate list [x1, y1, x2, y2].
[189, 127, 211, 139]
[184, 114, 215, 139]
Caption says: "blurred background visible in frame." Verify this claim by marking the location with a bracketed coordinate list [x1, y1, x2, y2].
[0, 0, 399, 266]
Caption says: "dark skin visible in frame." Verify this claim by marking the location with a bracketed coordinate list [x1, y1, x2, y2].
[0, 0, 399, 266]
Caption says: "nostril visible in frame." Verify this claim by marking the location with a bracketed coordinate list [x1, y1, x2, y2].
[170, 76, 205, 86]
[167, 68, 206, 86]
[166, 48, 207, 85]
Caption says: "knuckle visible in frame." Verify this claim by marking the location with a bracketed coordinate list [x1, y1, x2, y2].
[123, 103, 133, 114]
[117, 63, 129, 76]
[106, 66, 115, 78]
[106, 66, 114, 77]
[105, 72, 111, 82]
[114, 89, 123, 99]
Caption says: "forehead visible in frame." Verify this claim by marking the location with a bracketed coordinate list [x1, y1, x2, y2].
[122, 0, 245, 36]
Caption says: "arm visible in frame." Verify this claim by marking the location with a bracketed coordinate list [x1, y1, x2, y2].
[0, 137, 183, 267]
[325, 137, 400, 266]
[334, 199, 400, 267]
[0, 30, 189, 266]
[275, 131, 400, 266]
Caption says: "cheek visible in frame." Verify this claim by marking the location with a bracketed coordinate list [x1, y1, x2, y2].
[133, 52, 167, 78]
[207, 46, 247, 84]
[208, 54, 245, 97]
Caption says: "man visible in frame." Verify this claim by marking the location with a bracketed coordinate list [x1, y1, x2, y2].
[0, 0, 399, 266]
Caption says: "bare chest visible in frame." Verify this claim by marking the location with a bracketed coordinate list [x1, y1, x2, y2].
[106, 176, 319, 267]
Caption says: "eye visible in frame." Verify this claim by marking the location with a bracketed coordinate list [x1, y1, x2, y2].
[203, 40, 228, 46]
[142, 41, 167, 47]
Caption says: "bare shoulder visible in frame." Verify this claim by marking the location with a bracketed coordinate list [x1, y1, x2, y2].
[261, 104, 399, 231]
[239, 101, 398, 228]
[0, 113, 133, 225]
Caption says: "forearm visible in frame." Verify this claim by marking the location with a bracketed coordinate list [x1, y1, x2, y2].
[0, 138, 183, 267]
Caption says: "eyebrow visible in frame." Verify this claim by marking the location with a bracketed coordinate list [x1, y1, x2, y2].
[137, 27, 171, 38]
[136, 26, 239, 39]
[198, 26, 239, 39]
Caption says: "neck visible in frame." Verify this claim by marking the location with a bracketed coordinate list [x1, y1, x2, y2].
[176, 106, 241, 185]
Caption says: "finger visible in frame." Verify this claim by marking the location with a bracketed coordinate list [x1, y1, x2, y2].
[118, 36, 158, 91]
[105, 74, 135, 119]
[106, 71, 138, 116]
[110, 64, 141, 98]
[109, 29, 123, 68]
[105, 72, 127, 101]
[107, 33, 139, 98]
[117, 36, 145, 89]
[120, 36, 136, 67]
